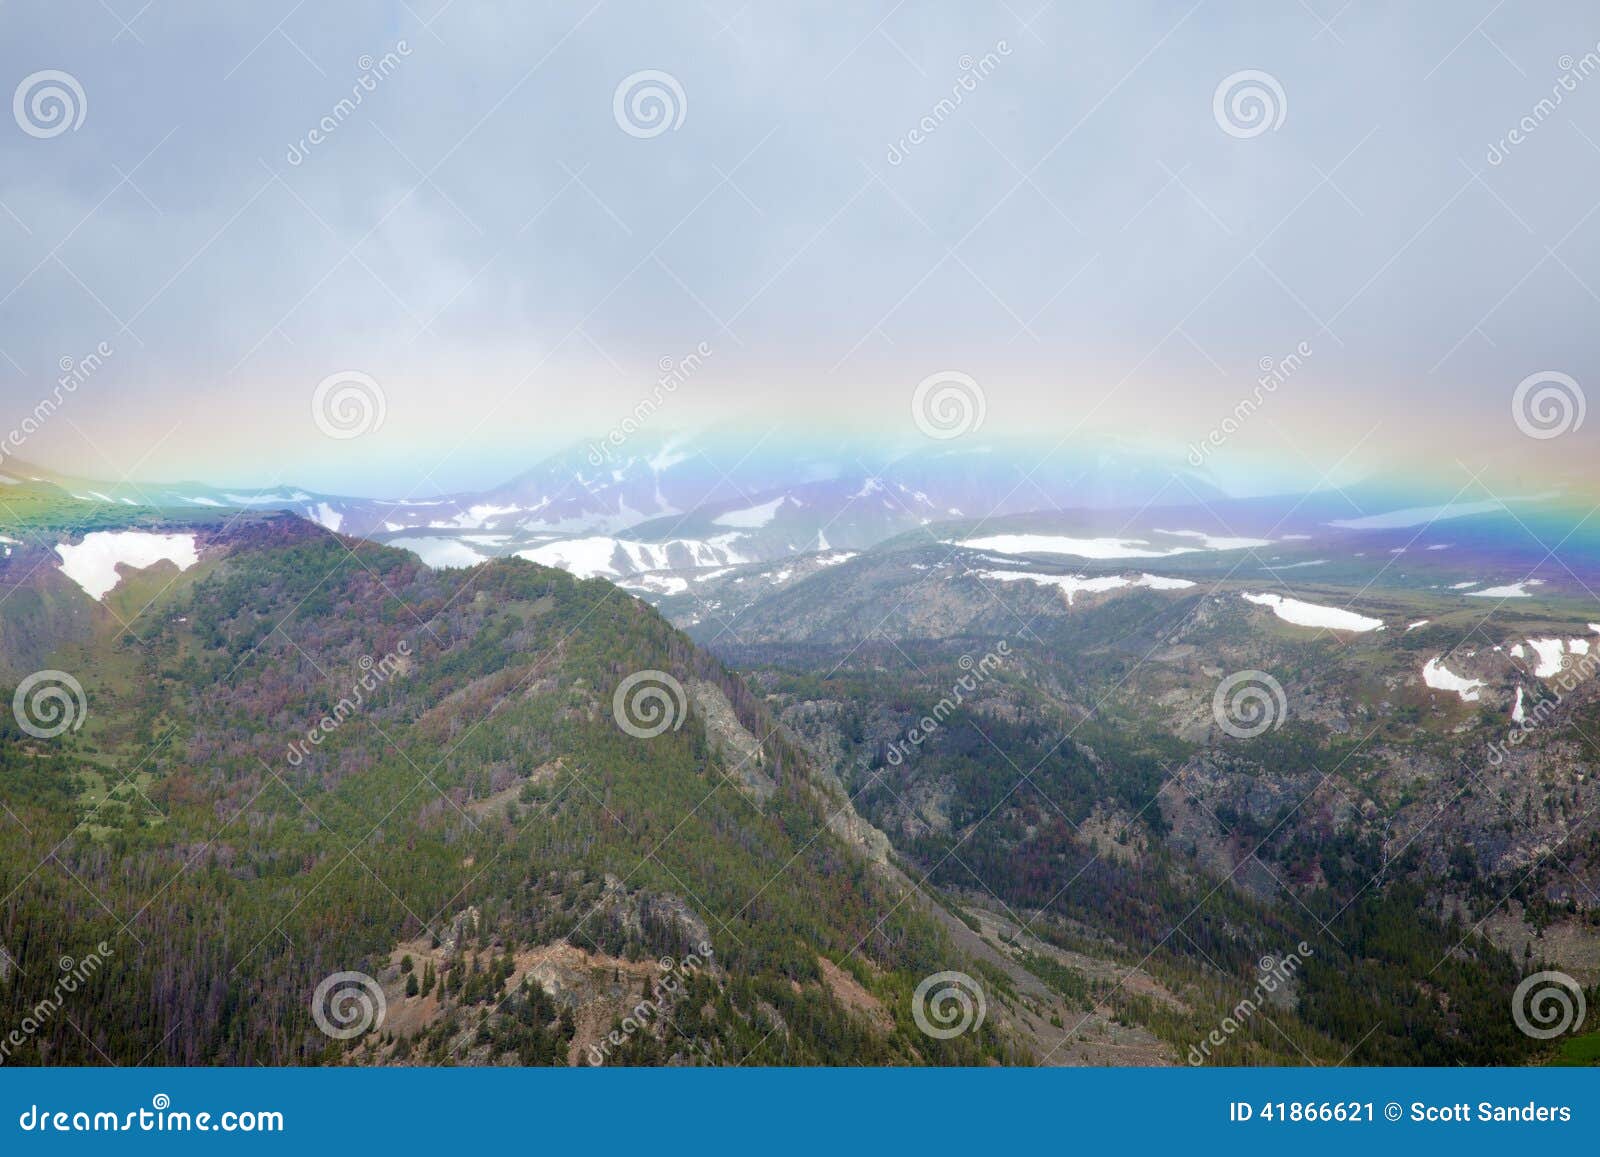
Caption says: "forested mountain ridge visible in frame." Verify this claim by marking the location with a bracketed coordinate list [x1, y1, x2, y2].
[1, 498, 1594, 1065]
[0, 510, 1020, 1064]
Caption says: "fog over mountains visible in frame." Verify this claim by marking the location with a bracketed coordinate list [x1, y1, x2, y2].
[9, 430, 1598, 615]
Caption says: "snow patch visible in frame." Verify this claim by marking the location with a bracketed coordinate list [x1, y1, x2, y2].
[712, 496, 787, 528]
[223, 491, 313, 505]
[1467, 580, 1543, 599]
[1517, 637, 1596, 678]
[1153, 529, 1272, 550]
[518, 537, 630, 577]
[311, 503, 343, 532]
[620, 574, 688, 596]
[957, 533, 1193, 560]
[390, 537, 485, 569]
[1136, 573, 1197, 590]
[1240, 592, 1383, 632]
[517, 535, 747, 579]
[978, 570, 1130, 605]
[56, 531, 199, 600]
[1527, 638, 1566, 677]
[1422, 657, 1485, 702]
[978, 570, 1195, 606]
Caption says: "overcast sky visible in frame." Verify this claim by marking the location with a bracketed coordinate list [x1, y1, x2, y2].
[1, 1, 1596, 496]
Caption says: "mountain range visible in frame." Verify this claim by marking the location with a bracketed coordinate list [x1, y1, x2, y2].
[2, 439, 1599, 1066]
[8, 430, 1598, 606]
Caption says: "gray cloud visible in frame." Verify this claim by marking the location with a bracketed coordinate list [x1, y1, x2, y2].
[0, 1, 1595, 495]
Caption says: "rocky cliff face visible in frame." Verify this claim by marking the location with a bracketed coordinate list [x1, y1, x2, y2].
[700, 538, 1600, 1061]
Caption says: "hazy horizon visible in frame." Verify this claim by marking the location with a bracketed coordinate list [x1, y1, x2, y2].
[3, 1, 1597, 500]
